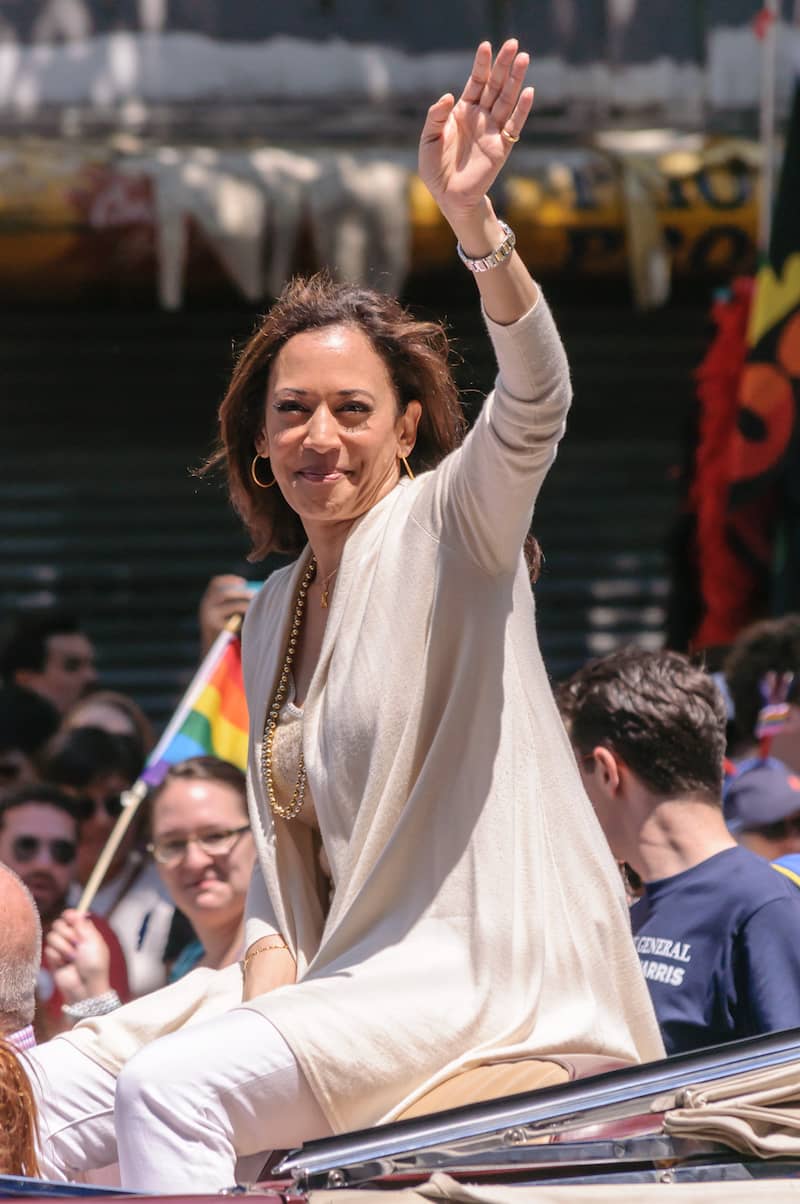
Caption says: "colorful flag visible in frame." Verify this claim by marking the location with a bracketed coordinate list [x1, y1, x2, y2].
[141, 629, 249, 787]
[680, 81, 800, 649]
[77, 624, 251, 913]
[678, 277, 754, 650]
[726, 77, 800, 623]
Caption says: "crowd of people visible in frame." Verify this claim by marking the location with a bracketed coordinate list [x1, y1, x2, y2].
[1, 35, 799, 1191]
[0, 596, 259, 1174]
[2, 596, 799, 1180]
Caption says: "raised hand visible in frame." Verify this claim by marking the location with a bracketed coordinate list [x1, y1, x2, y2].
[419, 40, 534, 225]
[198, 574, 253, 655]
[46, 909, 112, 1003]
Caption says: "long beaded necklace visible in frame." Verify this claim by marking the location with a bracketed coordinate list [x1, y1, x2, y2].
[261, 555, 317, 820]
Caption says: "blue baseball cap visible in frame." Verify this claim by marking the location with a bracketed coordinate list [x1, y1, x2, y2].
[724, 757, 800, 834]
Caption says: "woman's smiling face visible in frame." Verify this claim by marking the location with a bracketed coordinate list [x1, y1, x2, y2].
[257, 324, 420, 530]
[151, 779, 254, 930]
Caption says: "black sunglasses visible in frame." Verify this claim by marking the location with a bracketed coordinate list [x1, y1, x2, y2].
[81, 793, 124, 820]
[12, 835, 77, 866]
[100, 793, 124, 819]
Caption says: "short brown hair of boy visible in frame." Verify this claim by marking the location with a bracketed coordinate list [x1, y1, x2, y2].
[565, 648, 727, 803]
[723, 614, 800, 745]
[203, 272, 467, 561]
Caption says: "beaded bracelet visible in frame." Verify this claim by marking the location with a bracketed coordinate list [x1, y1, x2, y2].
[242, 941, 289, 973]
[61, 989, 121, 1021]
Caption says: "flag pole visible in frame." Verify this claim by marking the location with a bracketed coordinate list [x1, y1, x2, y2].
[758, 0, 780, 254]
[76, 615, 244, 916]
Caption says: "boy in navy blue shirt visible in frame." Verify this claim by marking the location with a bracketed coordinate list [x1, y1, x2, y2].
[562, 648, 800, 1056]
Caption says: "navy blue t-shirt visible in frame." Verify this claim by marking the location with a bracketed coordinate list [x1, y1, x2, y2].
[631, 846, 800, 1055]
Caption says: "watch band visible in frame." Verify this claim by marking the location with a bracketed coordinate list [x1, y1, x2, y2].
[457, 220, 516, 273]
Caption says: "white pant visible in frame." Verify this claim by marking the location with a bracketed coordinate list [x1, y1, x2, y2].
[28, 1008, 332, 1193]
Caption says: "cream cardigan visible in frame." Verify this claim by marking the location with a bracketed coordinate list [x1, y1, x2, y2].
[61, 294, 664, 1132]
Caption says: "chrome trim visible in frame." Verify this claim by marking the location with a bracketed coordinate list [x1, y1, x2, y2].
[277, 1028, 800, 1187]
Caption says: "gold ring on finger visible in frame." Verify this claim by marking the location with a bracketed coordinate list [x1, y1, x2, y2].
[501, 128, 520, 143]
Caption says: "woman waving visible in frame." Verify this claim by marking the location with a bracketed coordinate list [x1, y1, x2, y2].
[31, 40, 662, 1192]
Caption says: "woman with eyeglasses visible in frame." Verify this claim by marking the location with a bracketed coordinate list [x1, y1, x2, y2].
[146, 757, 256, 980]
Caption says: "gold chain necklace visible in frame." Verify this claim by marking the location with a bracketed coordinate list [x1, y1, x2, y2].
[320, 565, 338, 608]
[261, 556, 317, 820]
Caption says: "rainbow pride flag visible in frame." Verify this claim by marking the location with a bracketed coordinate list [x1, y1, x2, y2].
[141, 629, 249, 787]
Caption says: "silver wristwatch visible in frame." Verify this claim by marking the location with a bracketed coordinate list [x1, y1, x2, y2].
[456, 221, 516, 273]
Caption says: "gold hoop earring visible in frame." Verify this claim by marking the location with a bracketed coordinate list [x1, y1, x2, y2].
[250, 454, 276, 489]
[400, 456, 415, 480]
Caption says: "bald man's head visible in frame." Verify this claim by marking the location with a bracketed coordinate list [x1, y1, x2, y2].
[0, 864, 42, 1032]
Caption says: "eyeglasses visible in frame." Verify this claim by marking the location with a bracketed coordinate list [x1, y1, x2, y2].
[147, 824, 251, 867]
[11, 835, 77, 866]
[744, 815, 800, 842]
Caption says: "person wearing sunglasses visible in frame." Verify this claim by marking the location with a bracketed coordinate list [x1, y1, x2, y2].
[0, 784, 130, 1041]
[42, 724, 176, 999]
[146, 757, 256, 982]
[41, 725, 144, 895]
[0, 608, 98, 717]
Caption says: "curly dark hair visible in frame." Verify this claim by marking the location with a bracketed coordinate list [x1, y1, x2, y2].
[563, 647, 727, 803]
[41, 725, 143, 789]
[723, 614, 800, 745]
[202, 272, 467, 560]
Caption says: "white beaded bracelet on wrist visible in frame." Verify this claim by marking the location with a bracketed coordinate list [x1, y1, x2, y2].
[61, 989, 121, 1021]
